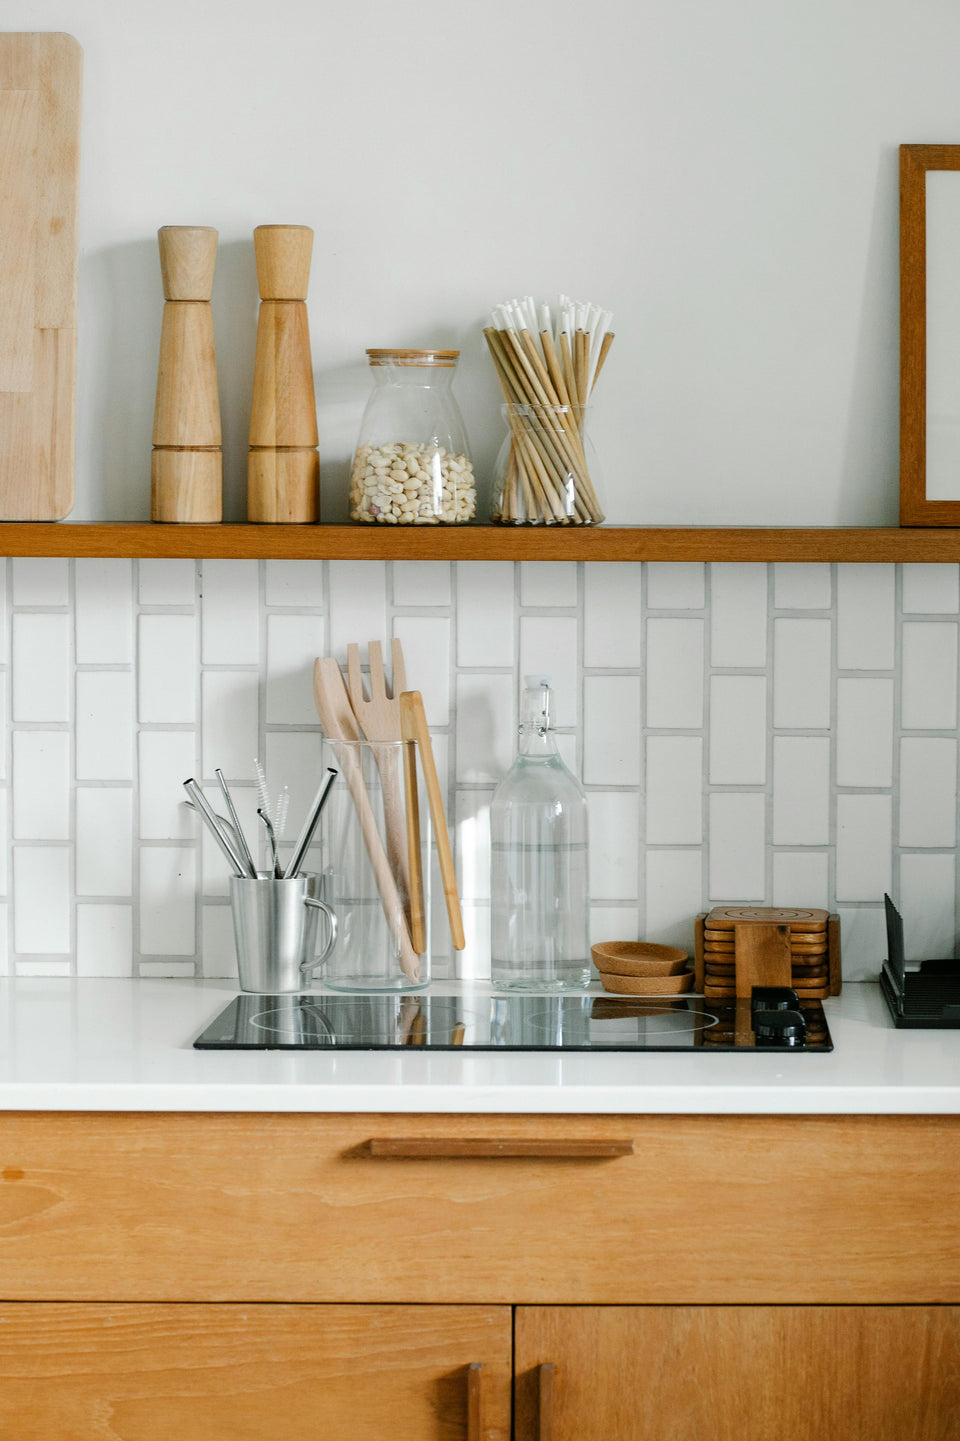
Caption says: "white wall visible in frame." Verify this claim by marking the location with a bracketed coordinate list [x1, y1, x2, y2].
[7, 0, 960, 525]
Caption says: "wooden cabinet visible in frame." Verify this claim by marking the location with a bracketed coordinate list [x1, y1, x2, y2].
[0, 1303, 511, 1440]
[514, 1306, 960, 1441]
[1, 1110, 958, 1439]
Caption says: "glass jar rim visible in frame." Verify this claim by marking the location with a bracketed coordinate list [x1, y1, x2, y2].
[501, 401, 590, 415]
[367, 348, 459, 368]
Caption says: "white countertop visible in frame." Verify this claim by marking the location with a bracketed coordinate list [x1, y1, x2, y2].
[0, 979, 958, 1114]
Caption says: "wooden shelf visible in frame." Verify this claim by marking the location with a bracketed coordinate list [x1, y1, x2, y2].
[0, 522, 959, 562]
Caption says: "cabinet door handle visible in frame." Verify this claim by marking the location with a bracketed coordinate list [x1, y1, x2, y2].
[538, 1362, 555, 1441]
[467, 1361, 483, 1441]
[367, 1138, 634, 1159]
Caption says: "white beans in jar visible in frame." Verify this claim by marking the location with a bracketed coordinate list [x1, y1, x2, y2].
[349, 441, 477, 524]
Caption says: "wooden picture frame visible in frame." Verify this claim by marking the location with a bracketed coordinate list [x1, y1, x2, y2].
[900, 144, 960, 524]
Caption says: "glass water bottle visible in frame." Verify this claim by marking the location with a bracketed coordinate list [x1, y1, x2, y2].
[490, 677, 590, 990]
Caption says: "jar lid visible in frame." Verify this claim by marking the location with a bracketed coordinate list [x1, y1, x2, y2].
[366, 348, 459, 367]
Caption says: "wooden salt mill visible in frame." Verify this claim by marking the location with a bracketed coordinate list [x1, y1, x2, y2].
[151, 226, 222, 522]
[248, 224, 320, 522]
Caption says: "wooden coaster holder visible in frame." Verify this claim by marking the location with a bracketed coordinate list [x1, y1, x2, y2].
[694, 906, 841, 1000]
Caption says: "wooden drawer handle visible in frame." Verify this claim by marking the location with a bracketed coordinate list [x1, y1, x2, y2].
[367, 1138, 634, 1159]
[468, 1361, 483, 1441]
[538, 1362, 555, 1441]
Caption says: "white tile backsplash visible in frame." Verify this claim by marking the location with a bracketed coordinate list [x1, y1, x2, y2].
[1, 558, 960, 975]
[710, 564, 767, 667]
[13, 613, 70, 721]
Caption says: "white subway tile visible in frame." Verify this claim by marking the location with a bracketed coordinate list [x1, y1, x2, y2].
[12, 614, 70, 721]
[329, 560, 387, 659]
[710, 564, 767, 667]
[773, 563, 832, 610]
[588, 792, 640, 900]
[12, 557, 68, 606]
[200, 560, 260, 665]
[456, 790, 492, 900]
[645, 563, 704, 610]
[709, 676, 766, 784]
[76, 672, 134, 781]
[456, 562, 514, 667]
[0, 560, 7, 663]
[837, 564, 895, 669]
[201, 902, 237, 979]
[899, 738, 957, 847]
[589, 906, 642, 947]
[520, 616, 578, 727]
[644, 850, 702, 951]
[646, 619, 703, 728]
[901, 622, 958, 729]
[583, 564, 642, 667]
[645, 737, 703, 845]
[75, 559, 133, 663]
[836, 905, 887, 983]
[901, 563, 959, 614]
[520, 562, 578, 608]
[0, 791, 7, 893]
[264, 614, 325, 726]
[708, 793, 766, 901]
[138, 615, 197, 723]
[202, 670, 260, 782]
[12, 732, 70, 840]
[264, 559, 324, 606]
[13, 847, 70, 952]
[138, 558, 196, 607]
[0, 902, 8, 973]
[139, 848, 196, 955]
[583, 676, 641, 785]
[836, 795, 892, 901]
[836, 678, 894, 787]
[455, 673, 514, 784]
[772, 618, 831, 728]
[16, 959, 69, 977]
[771, 851, 829, 909]
[555, 732, 579, 776]
[76, 904, 133, 976]
[459, 902, 491, 981]
[0, 674, 6, 776]
[263, 730, 326, 854]
[76, 790, 133, 896]
[200, 782, 259, 896]
[772, 737, 830, 847]
[393, 560, 451, 607]
[139, 731, 197, 840]
[899, 852, 956, 960]
[393, 616, 451, 726]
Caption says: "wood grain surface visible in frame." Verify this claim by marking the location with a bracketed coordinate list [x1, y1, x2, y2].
[0, 33, 81, 520]
[0, 1303, 511, 1441]
[0, 1112, 958, 1305]
[515, 1305, 960, 1441]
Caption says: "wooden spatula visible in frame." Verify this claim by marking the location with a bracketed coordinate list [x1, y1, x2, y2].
[400, 689, 465, 952]
[313, 657, 421, 983]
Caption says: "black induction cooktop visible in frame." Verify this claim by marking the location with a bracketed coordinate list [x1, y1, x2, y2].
[193, 989, 832, 1052]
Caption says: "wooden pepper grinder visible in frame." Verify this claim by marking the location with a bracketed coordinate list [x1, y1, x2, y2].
[151, 226, 222, 522]
[248, 224, 320, 522]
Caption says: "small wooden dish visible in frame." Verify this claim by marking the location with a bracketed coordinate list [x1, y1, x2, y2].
[600, 970, 694, 996]
[591, 941, 689, 977]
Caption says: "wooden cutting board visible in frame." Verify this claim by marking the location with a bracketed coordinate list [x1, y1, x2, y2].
[0, 33, 82, 520]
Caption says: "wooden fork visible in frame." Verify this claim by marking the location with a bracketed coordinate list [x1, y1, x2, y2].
[346, 640, 413, 922]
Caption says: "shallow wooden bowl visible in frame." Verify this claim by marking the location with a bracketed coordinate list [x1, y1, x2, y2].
[600, 969, 694, 996]
[591, 941, 689, 977]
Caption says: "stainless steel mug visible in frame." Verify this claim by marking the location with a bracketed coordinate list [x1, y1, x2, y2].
[229, 872, 337, 993]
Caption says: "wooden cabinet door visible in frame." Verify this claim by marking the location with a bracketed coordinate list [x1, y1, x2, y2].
[0, 1303, 511, 1441]
[515, 1305, 960, 1441]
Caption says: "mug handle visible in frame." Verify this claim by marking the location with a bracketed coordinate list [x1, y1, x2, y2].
[302, 897, 338, 975]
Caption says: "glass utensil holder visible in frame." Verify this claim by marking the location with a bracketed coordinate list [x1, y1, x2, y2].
[318, 737, 431, 991]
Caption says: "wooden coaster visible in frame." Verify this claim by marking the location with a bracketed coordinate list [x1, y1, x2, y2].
[705, 906, 828, 932]
[600, 970, 694, 996]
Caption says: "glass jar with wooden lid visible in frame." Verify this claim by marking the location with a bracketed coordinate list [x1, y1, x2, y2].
[349, 349, 476, 524]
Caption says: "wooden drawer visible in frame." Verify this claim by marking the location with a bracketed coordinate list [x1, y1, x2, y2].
[1, 1111, 958, 1304]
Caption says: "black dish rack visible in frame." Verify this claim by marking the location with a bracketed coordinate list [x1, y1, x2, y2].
[880, 894, 960, 1028]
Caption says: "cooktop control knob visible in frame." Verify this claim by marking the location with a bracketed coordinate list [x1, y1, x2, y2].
[753, 1008, 807, 1047]
[751, 986, 801, 1013]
